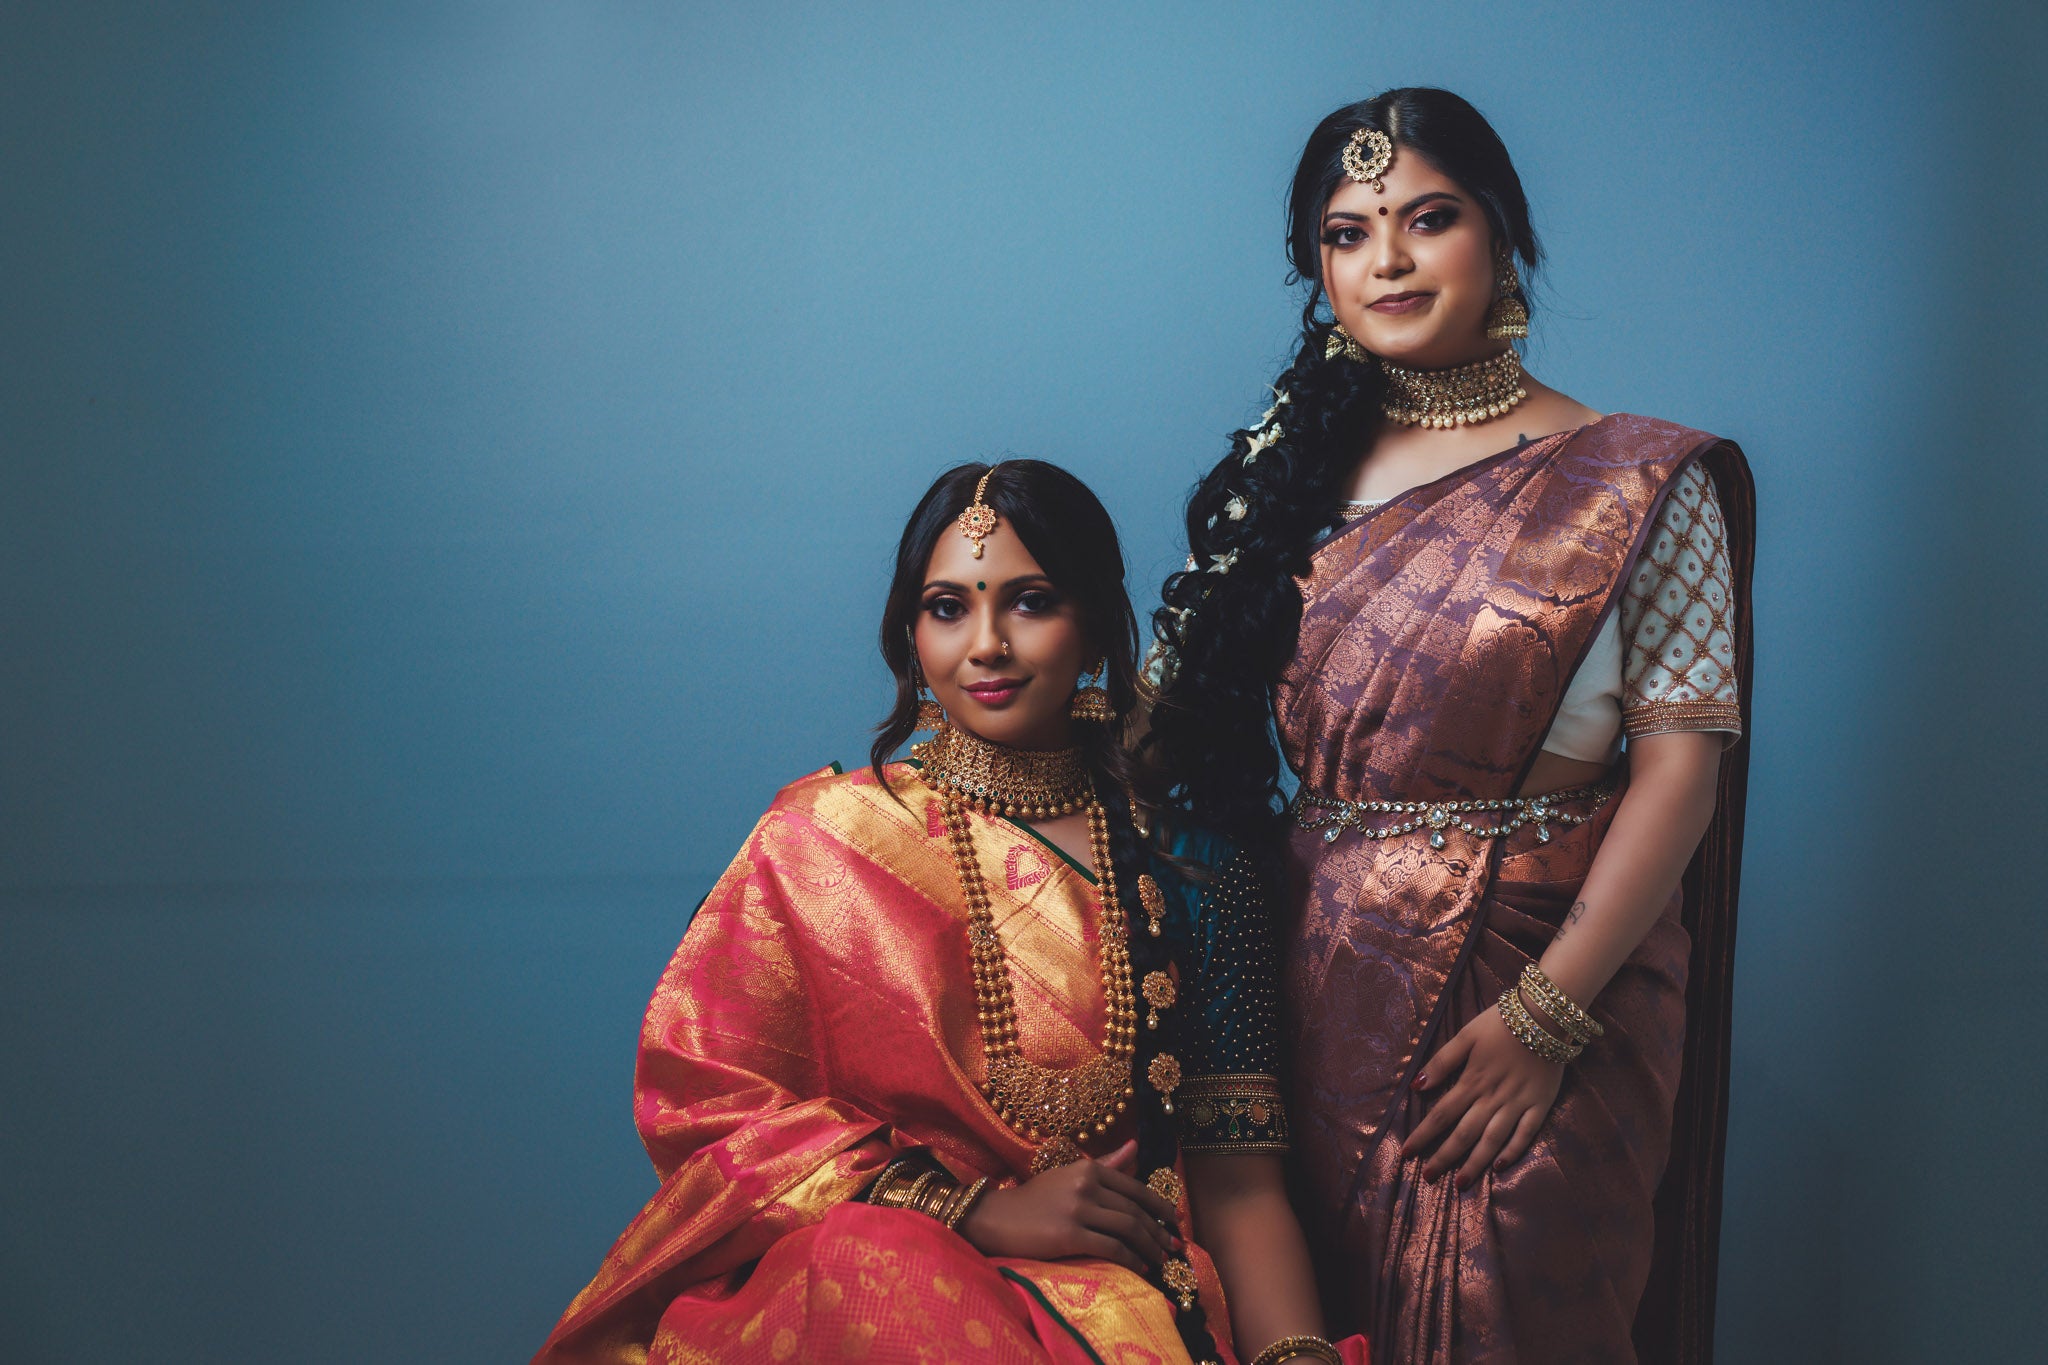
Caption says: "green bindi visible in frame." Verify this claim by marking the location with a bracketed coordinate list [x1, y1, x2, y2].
[976, 581, 986, 591]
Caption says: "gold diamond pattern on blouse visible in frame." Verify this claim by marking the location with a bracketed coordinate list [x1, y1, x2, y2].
[1620, 462, 1739, 734]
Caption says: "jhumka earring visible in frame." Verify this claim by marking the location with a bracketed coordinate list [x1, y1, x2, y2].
[1069, 659, 1114, 723]
[908, 626, 945, 731]
[1324, 323, 1368, 362]
[1486, 246, 1530, 340]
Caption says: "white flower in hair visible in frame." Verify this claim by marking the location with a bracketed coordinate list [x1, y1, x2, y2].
[1206, 549, 1239, 574]
[1185, 553, 1199, 572]
[1225, 495, 1248, 521]
[1260, 389, 1292, 425]
[1242, 425, 1280, 465]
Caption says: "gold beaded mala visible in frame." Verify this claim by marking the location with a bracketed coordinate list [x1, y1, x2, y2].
[916, 723, 1138, 1173]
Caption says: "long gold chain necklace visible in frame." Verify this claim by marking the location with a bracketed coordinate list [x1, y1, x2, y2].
[914, 724, 1137, 1172]
[1377, 347, 1528, 428]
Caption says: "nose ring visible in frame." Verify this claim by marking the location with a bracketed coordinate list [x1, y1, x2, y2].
[998, 641, 1011, 658]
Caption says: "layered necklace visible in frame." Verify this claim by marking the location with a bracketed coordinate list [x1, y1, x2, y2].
[914, 722, 1137, 1172]
[1377, 347, 1528, 428]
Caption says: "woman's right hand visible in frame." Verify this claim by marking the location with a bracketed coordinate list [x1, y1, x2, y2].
[955, 1139, 1180, 1273]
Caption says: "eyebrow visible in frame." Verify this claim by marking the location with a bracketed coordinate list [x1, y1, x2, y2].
[1323, 190, 1464, 225]
[922, 575, 1052, 593]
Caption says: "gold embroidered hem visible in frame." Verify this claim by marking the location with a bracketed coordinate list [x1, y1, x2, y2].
[1177, 1073, 1290, 1153]
[1622, 698, 1743, 742]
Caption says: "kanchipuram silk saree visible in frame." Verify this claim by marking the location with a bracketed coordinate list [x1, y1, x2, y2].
[1275, 415, 1753, 1365]
[533, 765, 1223, 1365]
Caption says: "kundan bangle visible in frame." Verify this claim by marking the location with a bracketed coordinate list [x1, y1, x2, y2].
[1519, 962, 1603, 1044]
[1248, 1335, 1344, 1365]
[1498, 984, 1581, 1064]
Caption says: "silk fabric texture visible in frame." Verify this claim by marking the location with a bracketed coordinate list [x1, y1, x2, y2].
[1276, 415, 1754, 1365]
[534, 764, 1242, 1365]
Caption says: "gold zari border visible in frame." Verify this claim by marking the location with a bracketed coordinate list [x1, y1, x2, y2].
[1623, 699, 1743, 742]
[1177, 1073, 1290, 1153]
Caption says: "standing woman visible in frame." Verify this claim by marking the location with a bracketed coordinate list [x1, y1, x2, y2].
[1141, 90, 1753, 1364]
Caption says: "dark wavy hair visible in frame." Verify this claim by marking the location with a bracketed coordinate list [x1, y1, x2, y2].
[869, 460, 1219, 1360]
[1141, 88, 1541, 844]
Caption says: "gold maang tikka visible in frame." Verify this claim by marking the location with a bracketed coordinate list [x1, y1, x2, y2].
[1342, 126, 1394, 191]
[957, 466, 1001, 560]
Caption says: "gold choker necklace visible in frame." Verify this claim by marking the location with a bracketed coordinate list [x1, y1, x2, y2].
[912, 724, 1091, 819]
[1377, 348, 1528, 429]
[914, 723, 1136, 1171]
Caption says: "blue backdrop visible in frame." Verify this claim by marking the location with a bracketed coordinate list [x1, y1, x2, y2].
[4, 3, 2041, 1360]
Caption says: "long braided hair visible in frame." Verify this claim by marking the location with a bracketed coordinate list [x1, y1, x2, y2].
[1141, 88, 1542, 846]
[873, 461, 1220, 1359]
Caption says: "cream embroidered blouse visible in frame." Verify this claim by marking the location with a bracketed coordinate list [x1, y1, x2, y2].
[1340, 461, 1741, 763]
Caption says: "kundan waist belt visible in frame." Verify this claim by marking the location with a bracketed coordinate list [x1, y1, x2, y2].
[1293, 782, 1613, 850]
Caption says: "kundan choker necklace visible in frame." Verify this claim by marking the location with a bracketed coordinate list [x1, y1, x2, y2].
[1377, 348, 1528, 429]
[914, 722, 1136, 1171]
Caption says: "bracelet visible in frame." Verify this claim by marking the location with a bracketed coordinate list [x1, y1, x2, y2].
[1248, 1335, 1343, 1365]
[941, 1175, 990, 1230]
[1519, 962, 1603, 1044]
[1497, 985, 1581, 1064]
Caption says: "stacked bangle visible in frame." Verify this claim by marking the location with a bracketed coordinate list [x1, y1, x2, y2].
[1497, 984, 1581, 1064]
[1518, 962, 1603, 1044]
[1248, 1335, 1343, 1365]
[864, 1159, 990, 1232]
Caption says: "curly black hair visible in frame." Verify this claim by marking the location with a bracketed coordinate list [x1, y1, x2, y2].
[1142, 88, 1542, 846]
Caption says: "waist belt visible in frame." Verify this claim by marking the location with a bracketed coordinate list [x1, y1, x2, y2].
[1292, 782, 1612, 850]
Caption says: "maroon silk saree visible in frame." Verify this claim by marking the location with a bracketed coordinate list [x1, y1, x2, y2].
[1274, 415, 1754, 1364]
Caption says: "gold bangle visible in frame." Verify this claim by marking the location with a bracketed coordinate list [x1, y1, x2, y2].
[1519, 962, 1603, 1043]
[942, 1175, 990, 1230]
[1498, 986, 1580, 1064]
[1248, 1335, 1343, 1365]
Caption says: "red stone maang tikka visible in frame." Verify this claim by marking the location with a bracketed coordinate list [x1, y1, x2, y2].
[957, 465, 1001, 560]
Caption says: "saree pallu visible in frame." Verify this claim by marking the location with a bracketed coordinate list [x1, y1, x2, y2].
[1275, 415, 1754, 1365]
[533, 763, 1224, 1365]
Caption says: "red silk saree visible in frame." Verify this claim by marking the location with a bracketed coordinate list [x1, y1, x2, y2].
[533, 764, 1228, 1365]
[1275, 415, 1754, 1364]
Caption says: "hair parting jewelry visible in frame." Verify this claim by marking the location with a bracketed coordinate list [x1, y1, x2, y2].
[1376, 348, 1528, 428]
[1341, 126, 1394, 191]
[957, 465, 1001, 559]
[917, 723, 1137, 1173]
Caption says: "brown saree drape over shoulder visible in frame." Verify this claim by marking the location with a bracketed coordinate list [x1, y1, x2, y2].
[1274, 415, 1754, 1365]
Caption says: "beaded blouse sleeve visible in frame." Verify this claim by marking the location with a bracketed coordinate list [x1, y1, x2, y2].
[1175, 849, 1290, 1154]
[1620, 460, 1743, 742]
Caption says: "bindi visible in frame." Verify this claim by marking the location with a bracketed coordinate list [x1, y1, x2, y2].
[1378, 206, 1388, 216]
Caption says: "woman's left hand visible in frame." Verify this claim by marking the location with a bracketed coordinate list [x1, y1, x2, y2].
[1400, 1001, 1562, 1187]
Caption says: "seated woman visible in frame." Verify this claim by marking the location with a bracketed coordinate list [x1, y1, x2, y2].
[533, 460, 1358, 1365]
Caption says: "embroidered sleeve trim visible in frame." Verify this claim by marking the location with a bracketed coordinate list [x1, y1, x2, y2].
[1623, 699, 1743, 744]
[1176, 1073, 1290, 1152]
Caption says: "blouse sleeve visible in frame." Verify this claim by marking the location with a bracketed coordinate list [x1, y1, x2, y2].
[1620, 460, 1743, 743]
[1175, 849, 1290, 1154]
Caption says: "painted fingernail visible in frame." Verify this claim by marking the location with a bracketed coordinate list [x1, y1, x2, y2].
[1411, 1072, 1428, 1091]
[1171, 1235, 1185, 1251]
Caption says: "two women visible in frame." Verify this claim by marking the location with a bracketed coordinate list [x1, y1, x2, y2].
[540, 86, 1750, 1365]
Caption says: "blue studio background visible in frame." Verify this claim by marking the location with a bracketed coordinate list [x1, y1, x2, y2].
[4, 2, 2042, 1360]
